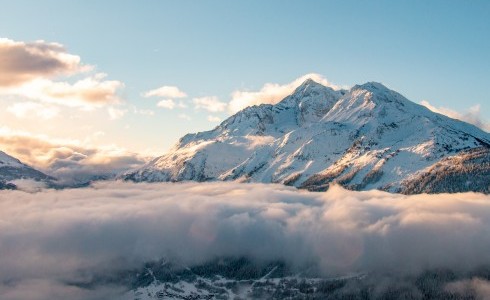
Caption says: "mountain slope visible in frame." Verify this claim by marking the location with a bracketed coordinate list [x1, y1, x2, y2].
[0, 150, 53, 189]
[123, 79, 490, 193]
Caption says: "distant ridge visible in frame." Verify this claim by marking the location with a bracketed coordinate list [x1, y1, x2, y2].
[0, 150, 53, 189]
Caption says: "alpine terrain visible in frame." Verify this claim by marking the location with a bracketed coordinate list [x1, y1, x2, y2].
[123, 79, 490, 193]
[0, 150, 52, 189]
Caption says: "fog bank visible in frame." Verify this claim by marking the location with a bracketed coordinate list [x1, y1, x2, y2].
[1, 182, 490, 299]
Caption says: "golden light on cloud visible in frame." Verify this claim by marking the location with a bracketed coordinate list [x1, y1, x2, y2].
[0, 38, 124, 108]
[0, 126, 148, 184]
[1, 75, 123, 108]
[0, 38, 87, 86]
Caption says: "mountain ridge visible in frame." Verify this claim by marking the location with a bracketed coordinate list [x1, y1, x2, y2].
[0, 150, 53, 189]
[123, 79, 490, 194]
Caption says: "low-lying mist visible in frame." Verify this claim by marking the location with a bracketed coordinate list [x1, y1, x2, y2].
[1, 181, 490, 299]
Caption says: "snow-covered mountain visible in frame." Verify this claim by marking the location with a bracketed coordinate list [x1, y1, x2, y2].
[0, 150, 52, 189]
[123, 79, 490, 193]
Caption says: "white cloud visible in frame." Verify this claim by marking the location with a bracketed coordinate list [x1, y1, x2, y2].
[156, 99, 176, 109]
[108, 105, 155, 118]
[7, 101, 59, 119]
[144, 85, 187, 98]
[107, 106, 127, 120]
[178, 113, 191, 121]
[1, 182, 490, 298]
[193, 96, 227, 112]
[133, 107, 155, 116]
[421, 100, 490, 132]
[228, 73, 344, 113]
[207, 115, 221, 122]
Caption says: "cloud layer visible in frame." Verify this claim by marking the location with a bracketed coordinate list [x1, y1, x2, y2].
[1, 182, 490, 299]
[0, 127, 147, 185]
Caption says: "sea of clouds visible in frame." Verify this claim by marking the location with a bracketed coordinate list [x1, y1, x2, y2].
[1, 181, 490, 299]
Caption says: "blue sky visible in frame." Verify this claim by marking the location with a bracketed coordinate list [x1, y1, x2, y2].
[0, 0, 489, 156]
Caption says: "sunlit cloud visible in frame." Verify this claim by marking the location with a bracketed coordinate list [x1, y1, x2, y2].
[1, 73, 124, 108]
[228, 73, 345, 113]
[0, 127, 148, 185]
[143, 85, 187, 98]
[156, 99, 176, 109]
[193, 96, 226, 112]
[421, 100, 490, 132]
[107, 106, 127, 120]
[0, 38, 89, 87]
[0, 38, 124, 109]
[7, 101, 60, 119]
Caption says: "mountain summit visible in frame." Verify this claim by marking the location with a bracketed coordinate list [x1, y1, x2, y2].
[123, 79, 490, 194]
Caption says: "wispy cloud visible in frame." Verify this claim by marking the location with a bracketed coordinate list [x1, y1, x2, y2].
[7, 101, 60, 119]
[144, 85, 187, 98]
[228, 73, 344, 113]
[193, 96, 226, 112]
[178, 113, 192, 121]
[177, 101, 188, 109]
[107, 106, 127, 120]
[421, 100, 490, 132]
[132, 107, 155, 116]
[156, 99, 176, 109]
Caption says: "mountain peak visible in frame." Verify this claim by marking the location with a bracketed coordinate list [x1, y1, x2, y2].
[124, 78, 490, 194]
[294, 78, 325, 93]
[351, 82, 390, 93]
[272, 78, 343, 124]
[300, 77, 321, 86]
[286, 78, 339, 102]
